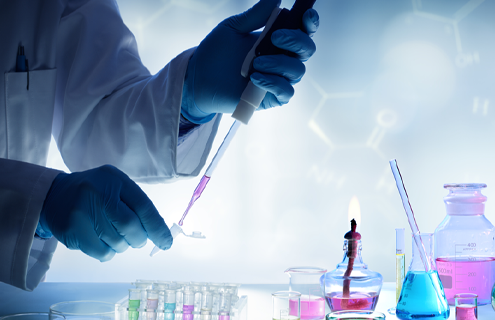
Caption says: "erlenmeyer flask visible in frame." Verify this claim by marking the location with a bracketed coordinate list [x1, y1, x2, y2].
[285, 267, 327, 320]
[396, 233, 450, 320]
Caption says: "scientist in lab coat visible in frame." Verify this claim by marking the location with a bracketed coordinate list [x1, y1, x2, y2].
[0, 0, 318, 291]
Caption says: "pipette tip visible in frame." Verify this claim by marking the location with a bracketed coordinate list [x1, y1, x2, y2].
[150, 245, 161, 257]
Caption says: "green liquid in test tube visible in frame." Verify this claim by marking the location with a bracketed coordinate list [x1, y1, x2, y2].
[129, 288, 141, 320]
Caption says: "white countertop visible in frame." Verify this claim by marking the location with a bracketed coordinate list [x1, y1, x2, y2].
[1, 282, 494, 319]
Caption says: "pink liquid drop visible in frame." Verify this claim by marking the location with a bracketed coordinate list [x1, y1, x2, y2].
[289, 296, 326, 320]
[456, 304, 477, 320]
[325, 292, 379, 312]
[436, 257, 495, 305]
[178, 175, 210, 226]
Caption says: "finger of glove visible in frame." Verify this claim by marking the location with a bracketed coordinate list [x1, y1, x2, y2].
[251, 72, 294, 106]
[104, 201, 148, 249]
[78, 231, 116, 262]
[253, 55, 305, 84]
[222, 0, 281, 33]
[302, 9, 320, 37]
[271, 29, 317, 62]
[258, 92, 283, 110]
[118, 175, 173, 251]
[95, 214, 130, 254]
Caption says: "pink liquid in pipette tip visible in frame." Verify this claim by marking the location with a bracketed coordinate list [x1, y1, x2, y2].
[436, 257, 495, 305]
[456, 304, 477, 320]
[178, 175, 210, 226]
[325, 292, 379, 311]
[289, 296, 326, 319]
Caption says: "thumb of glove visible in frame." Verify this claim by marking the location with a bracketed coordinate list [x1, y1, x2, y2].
[221, 0, 281, 33]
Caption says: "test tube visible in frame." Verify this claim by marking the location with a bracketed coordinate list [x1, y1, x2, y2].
[183, 287, 195, 314]
[175, 289, 184, 313]
[201, 292, 213, 313]
[455, 293, 478, 320]
[396, 228, 405, 304]
[219, 293, 231, 313]
[128, 289, 141, 320]
[147, 289, 160, 310]
[190, 282, 203, 313]
[165, 289, 177, 313]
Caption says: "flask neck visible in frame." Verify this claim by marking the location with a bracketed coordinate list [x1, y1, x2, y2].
[338, 240, 367, 269]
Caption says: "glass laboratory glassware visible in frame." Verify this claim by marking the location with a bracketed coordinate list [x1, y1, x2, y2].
[285, 267, 327, 320]
[325, 310, 385, 320]
[49, 301, 116, 320]
[435, 183, 495, 306]
[272, 291, 301, 320]
[129, 289, 141, 320]
[0, 314, 65, 320]
[396, 233, 449, 320]
[455, 293, 477, 320]
[320, 241, 383, 312]
[493, 282, 495, 310]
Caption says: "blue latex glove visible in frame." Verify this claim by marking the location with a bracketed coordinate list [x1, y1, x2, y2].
[40, 165, 172, 262]
[181, 0, 319, 124]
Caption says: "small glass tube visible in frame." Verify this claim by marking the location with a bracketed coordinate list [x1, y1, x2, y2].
[272, 291, 301, 320]
[164, 289, 177, 313]
[455, 293, 478, 320]
[129, 289, 141, 320]
[201, 292, 213, 314]
[219, 293, 231, 312]
[183, 288, 195, 314]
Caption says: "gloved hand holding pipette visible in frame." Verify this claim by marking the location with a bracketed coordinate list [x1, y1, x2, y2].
[40, 165, 173, 262]
[180, 0, 319, 124]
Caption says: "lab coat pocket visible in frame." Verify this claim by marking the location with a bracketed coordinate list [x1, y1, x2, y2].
[4, 69, 57, 166]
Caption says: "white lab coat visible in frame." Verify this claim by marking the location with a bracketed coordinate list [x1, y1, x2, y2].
[0, 0, 221, 291]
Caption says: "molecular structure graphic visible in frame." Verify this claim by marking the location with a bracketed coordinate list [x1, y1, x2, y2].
[306, 0, 488, 191]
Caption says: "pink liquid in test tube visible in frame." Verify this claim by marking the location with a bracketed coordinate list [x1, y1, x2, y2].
[456, 304, 477, 320]
[178, 175, 210, 226]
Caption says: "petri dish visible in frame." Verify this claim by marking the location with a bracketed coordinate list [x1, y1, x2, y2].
[49, 301, 116, 319]
[0, 313, 65, 320]
[326, 310, 386, 320]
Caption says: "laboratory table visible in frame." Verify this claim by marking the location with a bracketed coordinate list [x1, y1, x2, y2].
[0, 282, 494, 319]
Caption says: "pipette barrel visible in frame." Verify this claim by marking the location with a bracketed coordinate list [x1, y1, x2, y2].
[205, 120, 241, 177]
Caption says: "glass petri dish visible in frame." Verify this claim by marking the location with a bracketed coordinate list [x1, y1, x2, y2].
[0, 313, 65, 320]
[49, 301, 116, 319]
[326, 310, 386, 320]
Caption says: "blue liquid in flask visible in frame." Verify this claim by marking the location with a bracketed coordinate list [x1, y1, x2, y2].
[396, 270, 450, 320]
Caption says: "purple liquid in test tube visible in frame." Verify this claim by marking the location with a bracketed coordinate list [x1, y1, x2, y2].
[178, 175, 210, 226]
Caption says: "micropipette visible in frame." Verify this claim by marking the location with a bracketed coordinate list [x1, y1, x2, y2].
[389, 159, 432, 272]
[150, 120, 241, 257]
[232, 0, 318, 124]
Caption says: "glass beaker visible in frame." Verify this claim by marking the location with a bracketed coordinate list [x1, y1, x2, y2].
[325, 310, 385, 320]
[434, 183, 495, 306]
[320, 240, 383, 312]
[0, 314, 65, 320]
[455, 293, 478, 320]
[272, 291, 301, 320]
[285, 267, 327, 320]
[396, 233, 450, 320]
[49, 301, 116, 320]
